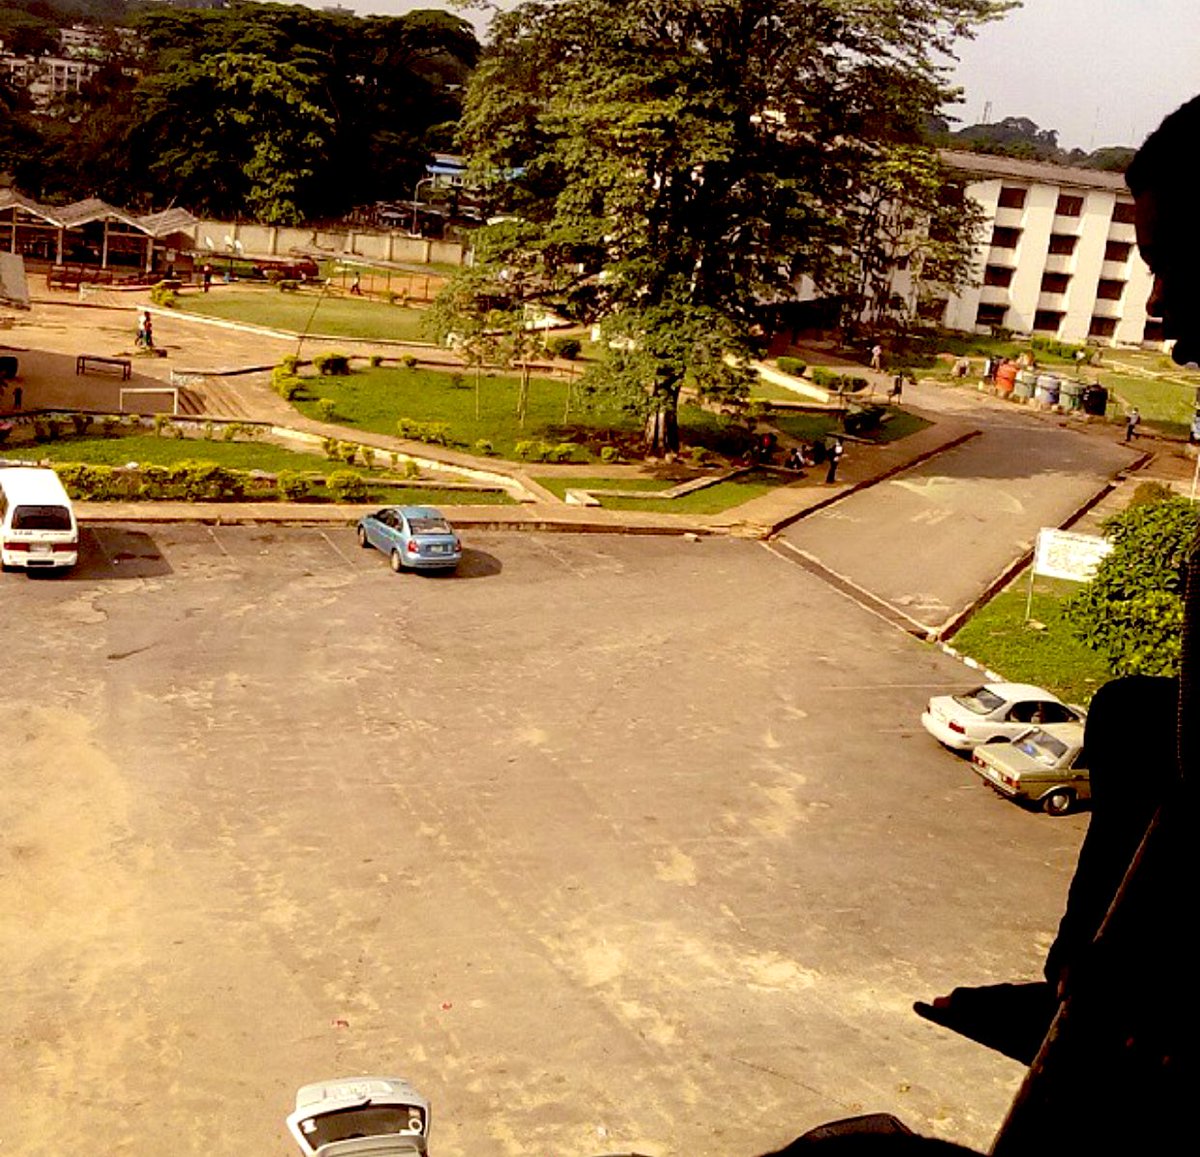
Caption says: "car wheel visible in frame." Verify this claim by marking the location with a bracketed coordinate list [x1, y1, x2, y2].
[1043, 789, 1075, 816]
[357, 525, 370, 549]
[389, 548, 404, 573]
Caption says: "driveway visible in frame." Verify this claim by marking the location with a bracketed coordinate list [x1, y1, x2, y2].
[778, 403, 1140, 635]
[3, 528, 1084, 1156]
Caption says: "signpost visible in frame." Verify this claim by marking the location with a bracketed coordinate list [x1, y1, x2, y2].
[1025, 528, 1112, 621]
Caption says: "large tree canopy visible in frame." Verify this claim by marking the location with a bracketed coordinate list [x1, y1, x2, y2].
[445, 0, 1010, 452]
[8, 3, 479, 220]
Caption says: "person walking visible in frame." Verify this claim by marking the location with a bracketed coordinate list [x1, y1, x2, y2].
[824, 435, 844, 483]
[870, 343, 883, 372]
[135, 312, 147, 347]
[1124, 406, 1141, 442]
[350, 270, 363, 296]
[141, 311, 154, 349]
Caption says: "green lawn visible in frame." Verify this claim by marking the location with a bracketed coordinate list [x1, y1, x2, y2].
[0, 435, 514, 504]
[293, 364, 641, 460]
[949, 575, 1113, 706]
[176, 288, 430, 342]
[1096, 371, 1197, 437]
[534, 471, 781, 514]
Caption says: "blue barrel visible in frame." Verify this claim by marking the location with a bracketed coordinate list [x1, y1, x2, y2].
[1014, 369, 1037, 399]
[1035, 373, 1061, 406]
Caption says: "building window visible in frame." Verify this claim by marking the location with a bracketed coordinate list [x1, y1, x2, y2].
[990, 226, 1021, 250]
[917, 297, 948, 322]
[1105, 239, 1133, 263]
[997, 186, 1027, 210]
[1033, 309, 1064, 333]
[975, 302, 1008, 328]
[1096, 279, 1125, 301]
[1048, 233, 1078, 256]
[1143, 319, 1164, 343]
[1089, 317, 1117, 338]
[984, 264, 1014, 288]
[1112, 200, 1137, 225]
[1040, 271, 1071, 295]
[1055, 194, 1084, 217]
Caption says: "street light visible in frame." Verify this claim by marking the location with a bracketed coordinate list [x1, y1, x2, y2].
[410, 177, 435, 236]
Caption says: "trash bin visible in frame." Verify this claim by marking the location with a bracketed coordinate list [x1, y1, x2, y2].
[1060, 380, 1084, 411]
[1081, 384, 1109, 416]
[1035, 373, 1061, 407]
[1014, 369, 1037, 400]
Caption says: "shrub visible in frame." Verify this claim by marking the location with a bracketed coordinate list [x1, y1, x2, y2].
[600, 445, 621, 463]
[278, 279, 300, 293]
[450, 372, 465, 389]
[100, 415, 123, 438]
[548, 336, 582, 360]
[316, 398, 337, 422]
[276, 470, 310, 501]
[279, 355, 301, 375]
[202, 421, 215, 441]
[776, 356, 807, 376]
[403, 459, 420, 480]
[327, 469, 368, 502]
[401, 354, 417, 368]
[70, 413, 93, 437]
[338, 442, 359, 465]
[474, 439, 494, 456]
[149, 285, 177, 309]
[369, 354, 383, 368]
[171, 459, 245, 501]
[322, 437, 341, 460]
[514, 440, 542, 461]
[361, 448, 376, 468]
[1130, 480, 1177, 507]
[810, 367, 836, 389]
[153, 414, 172, 437]
[313, 352, 351, 376]
[550, 442, 577, 463]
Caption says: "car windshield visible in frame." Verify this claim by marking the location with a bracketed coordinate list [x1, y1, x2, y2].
[1014, 729, 1069, 766]
[953, 687, 1005, 714]
[12, 504, 71, 531]
[408, 517, 451, 535]
[296, 1105, 425, 1148]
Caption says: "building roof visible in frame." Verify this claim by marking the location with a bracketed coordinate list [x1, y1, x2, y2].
[940, 149, 1131, 195]
[0, 190, 197, 237]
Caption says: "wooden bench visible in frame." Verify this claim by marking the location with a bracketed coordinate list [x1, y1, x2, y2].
[76, 354, 132, 381]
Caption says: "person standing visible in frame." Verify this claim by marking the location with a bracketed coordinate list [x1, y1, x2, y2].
[889, 372, 905, 404]
[135, 312, 147, 347]
[202, 263, 213, 293]
[824, 435, 844, 483]
[1124, 406, 1141, 442]
[870, 342, 883, 372]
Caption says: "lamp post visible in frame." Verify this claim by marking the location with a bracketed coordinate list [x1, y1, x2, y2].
[410, 177, 434, 236]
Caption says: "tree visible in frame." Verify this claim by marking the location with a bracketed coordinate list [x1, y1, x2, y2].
[446, 0, 1009, 454]
[1066, 493, 1200, 677]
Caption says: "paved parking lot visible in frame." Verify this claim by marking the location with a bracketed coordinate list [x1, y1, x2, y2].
[4, 527, 1086, 1156]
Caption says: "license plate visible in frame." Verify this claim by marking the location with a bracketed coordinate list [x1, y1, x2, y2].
[429, 544, 448, 554]
[31, 543, 51, 554]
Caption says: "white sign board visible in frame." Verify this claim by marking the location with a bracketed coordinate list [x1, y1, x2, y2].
[1032, 528, 1112, 583]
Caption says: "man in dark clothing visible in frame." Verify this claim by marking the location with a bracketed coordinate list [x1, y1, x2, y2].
[824, 436, 843, 483]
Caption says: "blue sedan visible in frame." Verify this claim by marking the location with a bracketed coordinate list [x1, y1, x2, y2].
[357, 505, 462, 573]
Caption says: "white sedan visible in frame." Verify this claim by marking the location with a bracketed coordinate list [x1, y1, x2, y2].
[921, 682, 1084, 752]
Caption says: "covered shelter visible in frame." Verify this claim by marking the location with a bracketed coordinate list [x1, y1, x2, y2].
[0, 191, 197, 276]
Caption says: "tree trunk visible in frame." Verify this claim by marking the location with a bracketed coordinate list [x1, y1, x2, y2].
[643, 400, 679, 456]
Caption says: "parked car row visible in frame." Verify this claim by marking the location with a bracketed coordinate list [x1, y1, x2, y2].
[921, 682, 1090, 815]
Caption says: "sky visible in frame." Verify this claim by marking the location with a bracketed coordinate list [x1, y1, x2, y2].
[307, 0, 1200, 152]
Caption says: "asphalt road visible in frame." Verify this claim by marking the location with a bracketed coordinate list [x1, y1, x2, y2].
[779, 403, 1140, 634]
[4, 527, 1086, 1156]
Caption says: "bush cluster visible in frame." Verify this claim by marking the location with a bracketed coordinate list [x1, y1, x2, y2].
[776, 356, 807, 376]
[272, 364, 305, 401]
[313, 352, 351, 375]
[149, 284, 177, 309]
[326, 469, 368, 501]
[396, 417, 451, 445]
[547, 336, 582, 360]
[515, 440, 577, 463]
[1030, 335, 1086, 361]
[322, 438, 362, 465]
[810, 368, 868, 393]
[54, 460, 249, 501]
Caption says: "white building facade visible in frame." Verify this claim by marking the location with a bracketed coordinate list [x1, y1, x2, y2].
[934, 152, 1159, 348]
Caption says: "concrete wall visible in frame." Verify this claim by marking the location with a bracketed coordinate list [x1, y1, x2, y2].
[190, 220, 465, 268]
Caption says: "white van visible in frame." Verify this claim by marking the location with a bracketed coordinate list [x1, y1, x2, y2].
[0, 466, 79, 571]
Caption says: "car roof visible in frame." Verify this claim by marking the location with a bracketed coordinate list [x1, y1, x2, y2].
[0, 465, 73, 504]
[392, 505, 446, 519]
[981, 682, 1064, 701]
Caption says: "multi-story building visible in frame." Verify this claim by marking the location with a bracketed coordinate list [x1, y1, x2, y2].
[1, 52, 101, 104]
[932, 151, 1159, 349]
